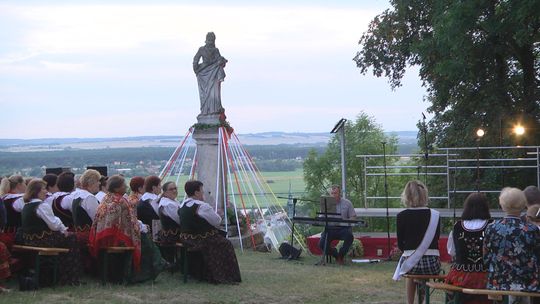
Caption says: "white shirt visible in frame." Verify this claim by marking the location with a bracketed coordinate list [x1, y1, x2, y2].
[43, 191, 69, 206]
[67, 189, 99, 221]
[158, 197, 181, 225]
[11, 195, 25, 212]
[30, 199, 68, 233]
[180, 198, 222, 228]
[446, 219, 488, 257]
[95, 191, 106, 203]
[141, 192, 160, 215]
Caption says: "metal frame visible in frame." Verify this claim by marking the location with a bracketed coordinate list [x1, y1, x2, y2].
[357, 146, 540, 210]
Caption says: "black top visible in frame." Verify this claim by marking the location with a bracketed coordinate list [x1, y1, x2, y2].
[3, 196, 21, 229]
[178, 203, 215, 235]
[0, 197, 5, 229]
[396, 208, 440, 251]
[52, 194, 73, 228]
[137, 199, 159, 227]
[452, 220, 490, 271]
[72, 197, 92, 230]
[159, 209, 180, 231]
[21, 201, 49, 236]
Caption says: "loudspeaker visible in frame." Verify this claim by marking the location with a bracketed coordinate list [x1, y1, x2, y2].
[87, 166, 108, 177]
[278, 242, 302, 260]
[45, 167, 71, 175]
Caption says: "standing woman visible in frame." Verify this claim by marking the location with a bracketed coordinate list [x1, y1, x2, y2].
[0, 175, 27, 248]
[393, 180, 441, 304]
[445, 193, 492, 304]
[19, 179, 81, 285]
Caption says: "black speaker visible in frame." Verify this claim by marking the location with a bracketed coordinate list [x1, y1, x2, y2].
[45, 167, 71, 175]
[278, 242, 302, 260]
[87, 166, 107, 177]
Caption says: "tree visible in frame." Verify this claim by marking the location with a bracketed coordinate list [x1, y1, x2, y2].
[353, 0, 540, 148]
[303, 112, 399, 208]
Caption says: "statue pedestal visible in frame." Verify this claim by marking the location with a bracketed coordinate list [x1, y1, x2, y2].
[193, 114, 226, 214]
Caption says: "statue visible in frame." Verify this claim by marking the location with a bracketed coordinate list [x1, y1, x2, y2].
[193, 32, 228, 116]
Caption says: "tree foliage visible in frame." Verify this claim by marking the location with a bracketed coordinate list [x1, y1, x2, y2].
[303, 112, 399, 207]
[354, 0, 540, 147]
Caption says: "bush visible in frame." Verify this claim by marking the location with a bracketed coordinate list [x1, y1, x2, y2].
[336, 239, 364, 258]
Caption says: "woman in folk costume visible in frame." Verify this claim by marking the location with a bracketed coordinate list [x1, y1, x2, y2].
[445, 193, 492, 304]
[126, 176, 145, 209]
[89, 175, 167, 283]
[157, 181, 182, 244]
[0, 175, 26, 248]
[393, 180, 441, 304]
[0, 200, 10, 292]
[18, 179, 81, 285]
[178, 180, 241, 284]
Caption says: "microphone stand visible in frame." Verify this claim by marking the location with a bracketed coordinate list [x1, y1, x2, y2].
[276, 196, 318, 250]
[382, 141, 391, 261]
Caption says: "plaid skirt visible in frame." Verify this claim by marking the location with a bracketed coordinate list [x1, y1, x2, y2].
[404, 255, 441, 275]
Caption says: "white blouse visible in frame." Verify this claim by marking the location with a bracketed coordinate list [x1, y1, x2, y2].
[180, 198, 222, 228]
[158, 197, 181, 225]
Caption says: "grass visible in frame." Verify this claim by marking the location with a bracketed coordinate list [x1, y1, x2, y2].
[1, 251, 450, 304]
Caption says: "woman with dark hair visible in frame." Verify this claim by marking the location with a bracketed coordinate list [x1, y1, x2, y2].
[18, 179, 81, 285]
[89, 175, 167, 283]
[127, 176, 145, 208]
[445, 193, 492, 304]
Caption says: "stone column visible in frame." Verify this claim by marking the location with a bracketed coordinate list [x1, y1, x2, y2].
[192, 113, 226, 215]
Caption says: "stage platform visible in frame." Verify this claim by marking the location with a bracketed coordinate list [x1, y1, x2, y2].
[306, 232, 451, 263]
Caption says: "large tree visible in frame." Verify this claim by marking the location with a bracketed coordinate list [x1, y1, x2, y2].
[303, 112, 399, 208]
[354, 0, 540, 147]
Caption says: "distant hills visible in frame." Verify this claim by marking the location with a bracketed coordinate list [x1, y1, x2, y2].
[0, 131, 419, 152]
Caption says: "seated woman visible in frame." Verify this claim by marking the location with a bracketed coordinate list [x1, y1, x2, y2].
[126, 176, 145, 209]
[445, 193, 491, 304]
[484, 187, 540, 296]
[18, 179, 81, 285]
[88, 175, 167, 283]
[0, 175, 26, 248]
[178, 180, 241, 284]
[157, 181, 181, 244]
[393, 180, 440, 304]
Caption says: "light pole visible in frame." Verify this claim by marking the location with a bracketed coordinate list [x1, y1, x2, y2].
[475, 128, 484, 192]
[331, 118, 347, 198]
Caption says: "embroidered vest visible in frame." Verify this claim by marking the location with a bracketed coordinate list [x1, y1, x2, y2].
[72, 197, 92, 230]
[21, 202, 49, 236]
[178, 203, 215, 235]
[137, 199, 159, 227]
[52, 194, 73, 228]
[452, 220, 490, 272]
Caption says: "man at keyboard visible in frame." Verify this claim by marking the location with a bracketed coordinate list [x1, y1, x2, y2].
[318, 185, 356, 265]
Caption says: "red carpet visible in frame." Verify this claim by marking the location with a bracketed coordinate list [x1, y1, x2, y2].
[306, 233, 451, 262]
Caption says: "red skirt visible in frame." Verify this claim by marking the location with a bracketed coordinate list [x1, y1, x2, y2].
[0, 241, 10, 280]
[445, 268, 490, 304]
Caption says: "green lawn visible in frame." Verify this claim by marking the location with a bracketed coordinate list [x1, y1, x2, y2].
[161, 170, 305, 208]
[1, 250, 450, 303]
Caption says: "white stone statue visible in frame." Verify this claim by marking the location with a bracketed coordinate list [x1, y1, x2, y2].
[193, 32, 228, 115]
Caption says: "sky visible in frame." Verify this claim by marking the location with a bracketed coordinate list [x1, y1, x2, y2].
[0, 0, 429, 139]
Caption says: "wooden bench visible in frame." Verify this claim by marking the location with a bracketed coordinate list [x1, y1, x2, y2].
[426, 282, 464, 304]
[462, 288, 540, 304]
[402, 274, 447, 304]
[100, 247, 135, 285]
[12, 245, 69, 287]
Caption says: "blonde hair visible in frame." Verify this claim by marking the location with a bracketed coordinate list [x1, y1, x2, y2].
[526, 205, 540, 224]
[80, 169, 101, 189]
[499, 187, 527, 213]
[23, 179, 46, 202]
[401, 180, 429, 208]
[0, 175, 24, 195]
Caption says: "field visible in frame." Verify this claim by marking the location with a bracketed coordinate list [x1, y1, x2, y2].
[1, 250, 451, 303]
[162, 169, 306, 208]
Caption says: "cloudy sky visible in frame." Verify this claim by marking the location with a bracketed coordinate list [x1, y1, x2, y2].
[0, 0, 428, 139]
